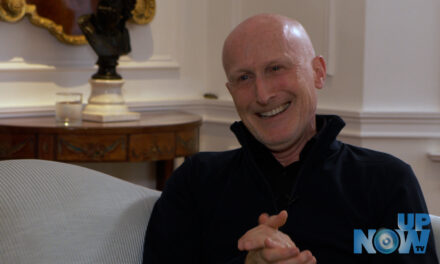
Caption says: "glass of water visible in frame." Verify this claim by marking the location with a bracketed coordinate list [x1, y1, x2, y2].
[55, 92, 83, 125]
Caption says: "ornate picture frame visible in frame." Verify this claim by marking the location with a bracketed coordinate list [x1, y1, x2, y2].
[0, 0, 155, 45]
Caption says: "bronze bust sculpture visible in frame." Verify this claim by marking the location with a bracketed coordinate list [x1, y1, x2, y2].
[78, 0, 136, 79]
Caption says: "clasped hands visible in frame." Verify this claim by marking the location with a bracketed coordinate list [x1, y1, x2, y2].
[238, 210, 316, 264]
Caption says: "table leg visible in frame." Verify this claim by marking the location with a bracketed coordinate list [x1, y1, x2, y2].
[156, 159, 174, 190]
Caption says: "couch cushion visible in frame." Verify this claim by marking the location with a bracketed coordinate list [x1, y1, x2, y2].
[0, 159, 160, 264]
[431, 214, 440, 261]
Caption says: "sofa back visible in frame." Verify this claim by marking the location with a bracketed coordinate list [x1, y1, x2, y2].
[0, 159, 160, 264]
[431, 214, 440, 261]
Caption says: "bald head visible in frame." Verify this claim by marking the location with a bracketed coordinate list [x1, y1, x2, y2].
[222, 14, 316, 77]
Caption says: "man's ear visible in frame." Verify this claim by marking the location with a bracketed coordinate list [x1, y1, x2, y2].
[312, 56, 326, 89]
[226, 82, 232, 93]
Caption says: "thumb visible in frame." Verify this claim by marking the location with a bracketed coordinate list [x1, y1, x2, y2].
[258, 213, 270, 225]
[265, 210, 288, 229]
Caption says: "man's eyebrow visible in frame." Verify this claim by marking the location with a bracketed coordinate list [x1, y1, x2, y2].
[230, 59, 286, 73]
[227, 56, 295, 77]
[266, 57, 295, 66]
[228, 67, 252, 78]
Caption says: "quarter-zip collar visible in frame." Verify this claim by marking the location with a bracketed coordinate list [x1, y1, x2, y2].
[230, 115, 346, 211]
[230, 115, 345, 171]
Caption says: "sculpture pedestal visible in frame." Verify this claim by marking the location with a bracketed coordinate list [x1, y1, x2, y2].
[82, 79, 140, 122]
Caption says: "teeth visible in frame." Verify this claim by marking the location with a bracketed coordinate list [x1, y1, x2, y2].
[259, 103, 290, 118]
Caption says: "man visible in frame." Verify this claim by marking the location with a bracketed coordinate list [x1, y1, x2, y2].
[143, 14, 438, 263]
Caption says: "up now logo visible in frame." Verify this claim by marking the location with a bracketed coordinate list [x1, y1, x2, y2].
[354, 213, 431, 254]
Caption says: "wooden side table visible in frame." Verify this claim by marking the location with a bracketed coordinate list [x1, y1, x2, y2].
[0, 111, 202, 190]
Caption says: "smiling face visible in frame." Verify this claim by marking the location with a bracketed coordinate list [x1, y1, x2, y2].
[223, 15, 326, 153]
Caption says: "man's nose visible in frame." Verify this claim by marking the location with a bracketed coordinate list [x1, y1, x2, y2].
[254, 77, 275, 105]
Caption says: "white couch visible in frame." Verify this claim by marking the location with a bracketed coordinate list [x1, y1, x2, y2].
[0, 159, 160, 264]
[431, 214, 440, 261]
[0, 159, 439, 263]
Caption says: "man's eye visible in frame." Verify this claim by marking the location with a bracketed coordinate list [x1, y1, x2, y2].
[239, 74, 249, 81]
[271, 65, 281, 71]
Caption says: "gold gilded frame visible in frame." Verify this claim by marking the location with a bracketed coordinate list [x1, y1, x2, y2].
[0, 0, 155, 45]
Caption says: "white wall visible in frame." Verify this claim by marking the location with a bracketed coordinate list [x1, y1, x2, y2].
[364, 0, 440, 112]
[207, 0, 367, 112]
[0, 0, 439, 214]
[360, 0, 440, 214]
[0, 0, 208, 107]
[318, 0, 366, 112]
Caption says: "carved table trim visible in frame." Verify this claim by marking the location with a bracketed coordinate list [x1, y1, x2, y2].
[0, 111, 201, 190]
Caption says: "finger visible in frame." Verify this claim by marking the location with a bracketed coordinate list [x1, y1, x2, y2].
[306, 256, 317, 264]
[265, 210, 288, 229]
[282, 250, 313, 264]
[265, 237, 295, 249]
[265, 237, 286, 248]
[238, 228, 282, 251]
[238, 238, 252, 251]
[238, 239, 259, 252]
[260, 246, 299, 263]
[238, 229, 266, 251]
[258, 213, 270, 224]
[277, 232, 296, 248]
[238, 211, 290, 251]
[239, 235, 279, 251]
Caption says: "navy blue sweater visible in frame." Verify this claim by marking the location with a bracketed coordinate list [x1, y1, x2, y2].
[143, 115, 438, 263]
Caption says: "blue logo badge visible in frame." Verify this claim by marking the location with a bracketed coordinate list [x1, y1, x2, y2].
[354, 213, 430, 254]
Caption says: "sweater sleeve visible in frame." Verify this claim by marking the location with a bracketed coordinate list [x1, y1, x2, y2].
[368, 163, 439, 264]
[142, 158, 202, 263]
[142, 157, 248, 264]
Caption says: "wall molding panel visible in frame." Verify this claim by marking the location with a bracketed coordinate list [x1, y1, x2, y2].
[0, 106, 53, 118]
[318, 108, 440, 139]
[229, 0, 243, 29]
[428, 152, 440, 162]
[1, 100, 439, 140]
[0, 55, 180, 72]
[324, 0, 337, 76]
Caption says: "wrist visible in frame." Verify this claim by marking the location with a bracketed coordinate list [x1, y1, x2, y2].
[245, 251, 264, 264]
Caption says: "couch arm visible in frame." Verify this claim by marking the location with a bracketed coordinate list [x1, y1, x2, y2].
[431, 214, 440, 262]
[0, 159, 161, 264]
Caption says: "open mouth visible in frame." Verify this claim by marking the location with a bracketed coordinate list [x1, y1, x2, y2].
[257, 102, 291, 118]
